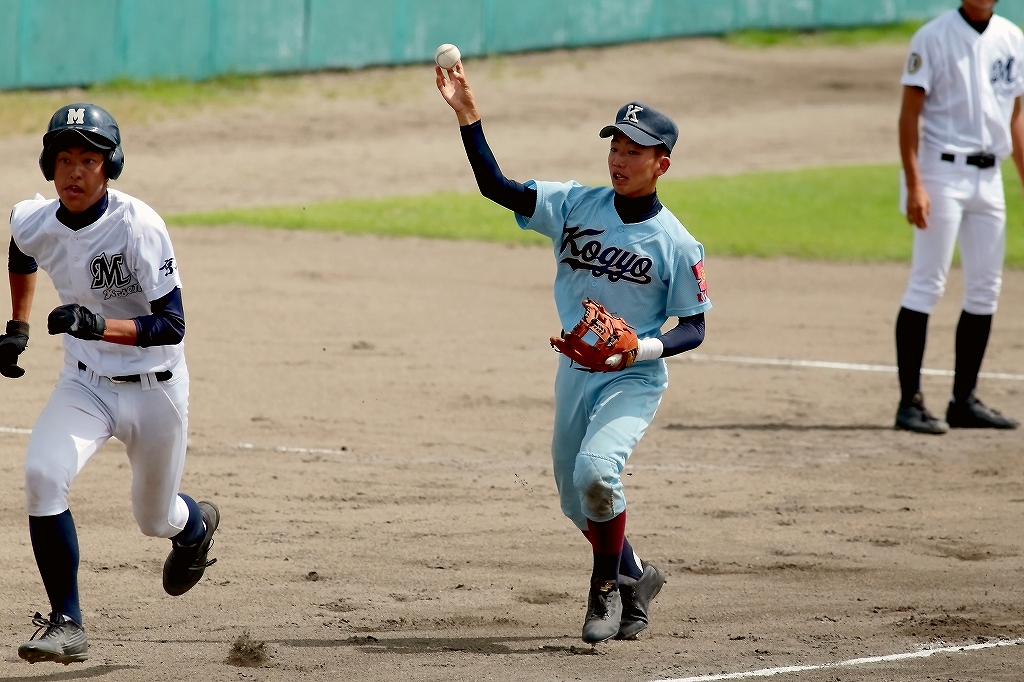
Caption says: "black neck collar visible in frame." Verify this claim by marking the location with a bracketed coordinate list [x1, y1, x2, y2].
[614, 191, 662, 224]
[56, 192, 109, 231]
[959, 7, 991, 34]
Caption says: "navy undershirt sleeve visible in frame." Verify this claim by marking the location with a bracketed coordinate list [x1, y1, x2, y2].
[133, 287, 185, 347]
[8, 237, 38, 275]
[658, 313, 705, 358]
[461, 120, 537, 217]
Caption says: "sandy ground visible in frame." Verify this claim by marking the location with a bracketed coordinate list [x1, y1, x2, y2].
[0, 38, 906, 213]
[2, 38, 1024, 682]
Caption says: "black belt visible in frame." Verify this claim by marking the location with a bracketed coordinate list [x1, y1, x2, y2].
[78, 361, 172, 383]
[940, 152, 996, 169]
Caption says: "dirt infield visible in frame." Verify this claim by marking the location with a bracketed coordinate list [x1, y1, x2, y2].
[2, 39, 1024, 682]
[1, 233, 1022, 681]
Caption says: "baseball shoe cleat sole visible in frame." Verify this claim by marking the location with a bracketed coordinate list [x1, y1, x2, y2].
[617, 562, 667, 639]
[946, 395, 1020, 429]
[582, 580, 623, 644]
[163, 500, 220, 596]
[895, 393, 949, 435]
[18, 612, 88, 665]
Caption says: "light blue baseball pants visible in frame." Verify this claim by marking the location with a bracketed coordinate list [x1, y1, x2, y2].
[551, 354, 668, 530]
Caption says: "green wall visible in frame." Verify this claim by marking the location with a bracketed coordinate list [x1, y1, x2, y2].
[0, 0, 1015, 90]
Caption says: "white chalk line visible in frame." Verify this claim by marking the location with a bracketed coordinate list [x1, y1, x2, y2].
[235, 442, 349, 456]
[683, 353, 1024, 381]
[0, 429, 350, 458]
[651, 637, 1024, 682]
[3, 353, 1020, 442]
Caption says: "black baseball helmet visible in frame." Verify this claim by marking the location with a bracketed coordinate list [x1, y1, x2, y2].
[39, 103, 124, 181]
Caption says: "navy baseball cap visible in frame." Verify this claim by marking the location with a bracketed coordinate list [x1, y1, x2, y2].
[599, 102, 678, 154]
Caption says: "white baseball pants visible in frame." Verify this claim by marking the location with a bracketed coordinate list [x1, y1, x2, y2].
[899, 149, 1007, 316]
[24, 356, 190, 538]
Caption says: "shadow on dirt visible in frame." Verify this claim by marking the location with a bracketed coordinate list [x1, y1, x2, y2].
[277, 634, 600, 655]
[4, 665, 137, 682]
[665, 423, 891, 431]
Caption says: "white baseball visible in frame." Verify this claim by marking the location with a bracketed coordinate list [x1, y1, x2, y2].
[435, 44, 461, 70]
[605, 354, 623, 367]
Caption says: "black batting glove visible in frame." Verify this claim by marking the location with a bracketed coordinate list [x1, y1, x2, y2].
[47, 304, 106, 341]
[0, 319, 29, 378]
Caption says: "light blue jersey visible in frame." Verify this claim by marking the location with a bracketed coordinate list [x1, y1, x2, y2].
[516, 180, 711, 529]
[516, 181, 712, 338]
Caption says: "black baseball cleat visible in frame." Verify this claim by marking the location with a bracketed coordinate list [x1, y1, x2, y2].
[617, 562, 667, 639]
[946, 395, 1020, 429]
[895, 393, 949, 435]
[163, 500, 220, 596]
[18, 612, 88, 664]
[582, 580, 623, 644]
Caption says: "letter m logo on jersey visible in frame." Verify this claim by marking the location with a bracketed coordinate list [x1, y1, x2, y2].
[90, 252, 131, 290]
[992, 57, 1016, 85]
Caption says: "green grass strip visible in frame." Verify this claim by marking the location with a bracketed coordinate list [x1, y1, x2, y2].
[722, 20, 923, 48]
[169, 163, 1024, 267]
[665, 164, 912, 261]
[172, 192, 549, 246]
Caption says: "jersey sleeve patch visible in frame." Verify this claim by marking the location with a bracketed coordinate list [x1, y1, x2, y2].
[666, 241, 713, 318]
[691, 260, 708, 303]
[900, 31, 932, 92]
[127, 216, 182, 300]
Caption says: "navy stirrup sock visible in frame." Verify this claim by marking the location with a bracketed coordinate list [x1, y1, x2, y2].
[952, 311, 993, 403]
[29, 510, 82, 625]
[619, 537, 644, 581]
[895, 307, 929, 407]
[172, 494, 205, 546]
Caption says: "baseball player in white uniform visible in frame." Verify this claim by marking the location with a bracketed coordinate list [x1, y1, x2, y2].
[895, 0, 1022, 433]
[0, 104, 220, 664]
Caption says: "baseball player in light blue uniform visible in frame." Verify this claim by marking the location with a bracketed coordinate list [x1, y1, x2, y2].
[437, 61, 711, 642]
[525, 182, 710, 526]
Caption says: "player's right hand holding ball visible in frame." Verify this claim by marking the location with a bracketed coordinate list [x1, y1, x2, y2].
[435, 57, 480, 126]
[0, 320, 29, 378]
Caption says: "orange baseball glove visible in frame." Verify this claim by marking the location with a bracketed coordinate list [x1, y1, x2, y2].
[550, 299, 638, 372]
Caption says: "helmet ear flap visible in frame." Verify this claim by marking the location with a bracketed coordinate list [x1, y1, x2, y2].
[38, 146, 123, 182]
[105, 147, 124, 180]
[39, 149, 55, 182]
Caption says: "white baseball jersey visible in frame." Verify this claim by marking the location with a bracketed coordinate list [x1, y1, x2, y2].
[898, 10, 1019, 317]
[9, 189, 183, 376]
[902, 9, 1024, 158]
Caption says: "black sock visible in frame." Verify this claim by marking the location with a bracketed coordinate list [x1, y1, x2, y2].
[619, 538, 644, 581]
[171, 494, 205, 545]
[592, 553, 620, 586]
[29, 510, 82, 625]
[896, 307, 929, 407]
[953, 311, 993, 403]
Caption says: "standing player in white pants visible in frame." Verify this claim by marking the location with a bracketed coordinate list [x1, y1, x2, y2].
[0, 104, 220, 664]
[895, 0, 1022, 433]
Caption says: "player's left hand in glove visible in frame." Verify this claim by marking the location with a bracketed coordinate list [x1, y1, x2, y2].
[0, 320, 29, 378]
[47, 304, 106, 341]
[550, 299, 638, 372]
